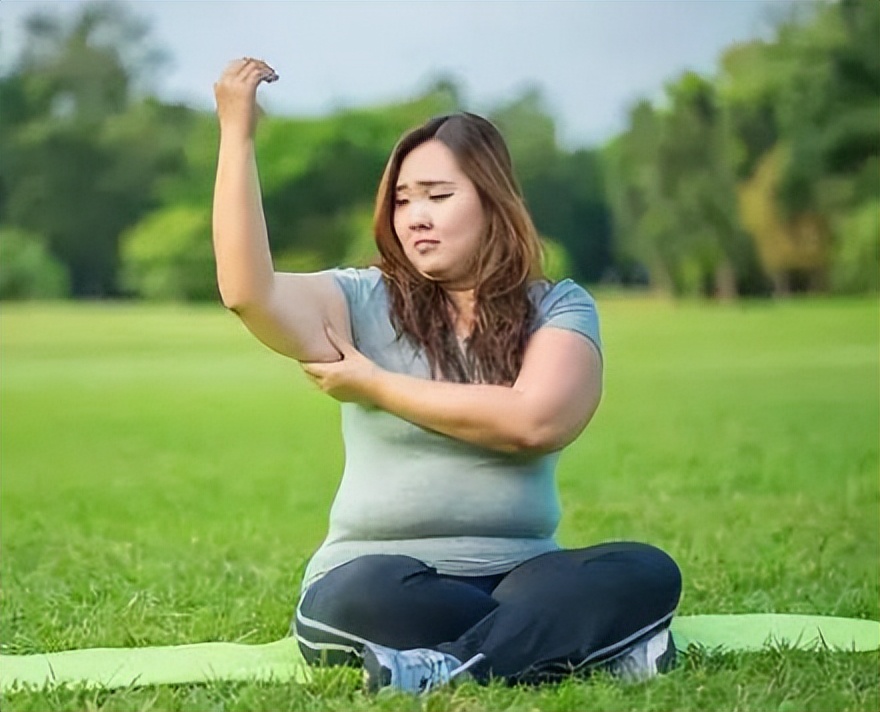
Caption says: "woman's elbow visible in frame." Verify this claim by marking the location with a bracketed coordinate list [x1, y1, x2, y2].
[219, 292, 256, 316]
[216, 276, 268, 313]
[219, 289, 244, 312]
[514, 400, 601, 455]
[216, 273, 246, 311]
[506, 422, 569, 455]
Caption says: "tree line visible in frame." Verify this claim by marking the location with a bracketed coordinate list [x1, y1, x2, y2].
[0, 0, 876, 301]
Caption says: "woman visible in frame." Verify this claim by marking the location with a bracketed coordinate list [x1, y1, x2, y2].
[213, 58, 682, 693]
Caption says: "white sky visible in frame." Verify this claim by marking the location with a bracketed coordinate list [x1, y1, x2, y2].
[0, 0, 796, 148]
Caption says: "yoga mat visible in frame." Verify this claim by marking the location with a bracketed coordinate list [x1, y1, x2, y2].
[670, 614, 880, 653]
[1, 615, 877, 692]
[0, 637, 309, 692]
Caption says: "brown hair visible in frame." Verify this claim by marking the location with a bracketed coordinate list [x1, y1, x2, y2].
[373, 113, 545, 385]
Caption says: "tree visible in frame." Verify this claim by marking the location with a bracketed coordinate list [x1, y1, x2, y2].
[0, 227, 69, 299]
[737, 146, 830, 294]
[719, 0, 879, 293]
[491, 89, 612, 283]
[119, 204, 216, 301]
[0, 1, 187, 296]
[605, 74, 759, 298]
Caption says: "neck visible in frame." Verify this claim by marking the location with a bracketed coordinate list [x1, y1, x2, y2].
[445, 287, 476, 338]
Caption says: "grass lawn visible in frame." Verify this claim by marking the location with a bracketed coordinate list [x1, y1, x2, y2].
[1, 295, 878, 711]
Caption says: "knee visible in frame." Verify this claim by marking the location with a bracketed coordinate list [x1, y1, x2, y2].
[319, 554, 428, 595]
[300, 555, 427, 624]
[634, 543, 682, 602]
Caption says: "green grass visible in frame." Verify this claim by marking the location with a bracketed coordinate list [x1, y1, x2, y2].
[1, 296, 878, 711]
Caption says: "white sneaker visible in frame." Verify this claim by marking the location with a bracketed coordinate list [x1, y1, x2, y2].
[606, 628, 676, 683]
[362, 642, 485, 694]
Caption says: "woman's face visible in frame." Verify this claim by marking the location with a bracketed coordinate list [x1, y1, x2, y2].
[393, 139, 487, 290]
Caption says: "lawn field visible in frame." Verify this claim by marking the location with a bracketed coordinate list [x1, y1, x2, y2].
[1, 296, 878, 711]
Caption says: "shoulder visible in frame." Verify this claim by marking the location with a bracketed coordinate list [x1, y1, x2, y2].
[529, 279, 599, 323]
[326, 266, 386, 307]
[528, 279, 602, 353]
[529, 278, 596, 313]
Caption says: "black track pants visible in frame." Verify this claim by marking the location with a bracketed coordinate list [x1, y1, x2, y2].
[294, 541, 682, 683]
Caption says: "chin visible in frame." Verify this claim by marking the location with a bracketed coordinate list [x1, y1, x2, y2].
[409, 258, 468, 286]
[410, 261, 448, 282]
[417, 269, 444, 283]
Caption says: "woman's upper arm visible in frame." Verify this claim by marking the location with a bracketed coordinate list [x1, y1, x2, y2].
[233, 271, 350, 362]
[514, 326, 603, 451]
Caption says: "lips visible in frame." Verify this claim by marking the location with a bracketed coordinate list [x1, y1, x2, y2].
[413, 238, 440, 251]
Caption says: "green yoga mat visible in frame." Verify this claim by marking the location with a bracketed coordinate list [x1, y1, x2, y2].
[1, 615, 877, 692]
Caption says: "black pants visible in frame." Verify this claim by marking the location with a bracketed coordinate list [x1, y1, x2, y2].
[294, 541, 682, 683]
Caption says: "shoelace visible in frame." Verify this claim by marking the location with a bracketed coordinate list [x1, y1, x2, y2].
[395, 649, 449, 691]
[450, 652, 486, 678]
[402, 650, 486, 692]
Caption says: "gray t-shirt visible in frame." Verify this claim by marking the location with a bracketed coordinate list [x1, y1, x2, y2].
[301, 267, 602, 590]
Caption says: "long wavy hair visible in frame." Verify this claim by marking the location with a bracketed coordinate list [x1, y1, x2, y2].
[373, 113, 545, 385]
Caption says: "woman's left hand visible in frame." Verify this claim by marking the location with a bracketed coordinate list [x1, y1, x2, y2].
[300, 325, 382, 404]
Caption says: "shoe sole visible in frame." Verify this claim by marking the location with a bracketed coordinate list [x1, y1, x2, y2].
[362, 645, 392, 694]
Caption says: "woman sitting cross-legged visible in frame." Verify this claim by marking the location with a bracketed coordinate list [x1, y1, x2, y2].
[211, 57, 682, 694]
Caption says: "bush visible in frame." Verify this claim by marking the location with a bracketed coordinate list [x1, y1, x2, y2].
[120, 206, 217, 301]
[830, 198, 880, 294]
[0, 227, 70, 300]
[273, 249, 327, 274]
[541, 238, 574, 283]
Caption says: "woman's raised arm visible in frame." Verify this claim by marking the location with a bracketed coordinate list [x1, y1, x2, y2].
[212, 58, 347, 363]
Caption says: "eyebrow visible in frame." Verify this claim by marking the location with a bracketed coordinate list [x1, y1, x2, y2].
[395, 180, 456, 192]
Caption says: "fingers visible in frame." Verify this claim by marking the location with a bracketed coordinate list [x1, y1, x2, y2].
[235, 57, 279, 84]
[300, 362, 322, 378]
[216, 58, 278, 93]
[300, 364, 328, 393]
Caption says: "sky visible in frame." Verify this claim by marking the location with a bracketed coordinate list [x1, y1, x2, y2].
[0, 0, 798, 148]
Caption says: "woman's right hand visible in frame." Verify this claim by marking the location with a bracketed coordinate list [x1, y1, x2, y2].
[213, 58, 278, 142]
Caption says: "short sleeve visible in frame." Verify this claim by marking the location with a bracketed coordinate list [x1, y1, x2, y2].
[533, 279, 602, 356]
[327, 266, 382, 312]
[325, 267, 398, 359]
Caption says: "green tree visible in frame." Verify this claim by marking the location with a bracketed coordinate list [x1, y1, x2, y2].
[0, 226, 69, 299]
[605, 77, 757, 299]
[737, 146, 829, 294]
[119, 204, 216, 301]
[719, 0, 879, 293]
[828, 197, 879, 294]
[491, 89, 612, 283]
[0, 1, 189, 296]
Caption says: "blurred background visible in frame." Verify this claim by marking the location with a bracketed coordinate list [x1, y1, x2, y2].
[0, 0, 877, 303]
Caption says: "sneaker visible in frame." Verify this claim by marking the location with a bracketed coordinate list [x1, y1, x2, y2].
[605, 628, 676, 683]
[362, 642, 485, 694]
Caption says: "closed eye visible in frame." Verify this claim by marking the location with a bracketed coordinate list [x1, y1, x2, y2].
[394, 198, 410, 207]
[430, 193, 453, 202]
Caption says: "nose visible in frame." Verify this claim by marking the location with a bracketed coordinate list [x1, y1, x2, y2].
[408, 198, 432, 231]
